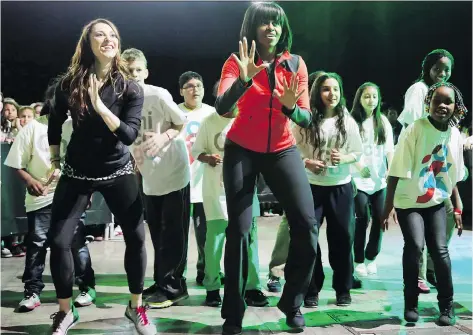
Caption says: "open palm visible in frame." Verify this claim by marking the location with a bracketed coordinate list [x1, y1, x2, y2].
[274, 73, 305, 110]
[232, 37, 269, 83]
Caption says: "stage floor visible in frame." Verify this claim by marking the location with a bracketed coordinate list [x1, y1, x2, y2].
[1, 216, 472, 335]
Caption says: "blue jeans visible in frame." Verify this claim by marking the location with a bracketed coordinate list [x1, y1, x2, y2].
[23, 205, 95, 295]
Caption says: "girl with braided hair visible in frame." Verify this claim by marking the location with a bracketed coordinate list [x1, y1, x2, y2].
[381, 82, 467, 326]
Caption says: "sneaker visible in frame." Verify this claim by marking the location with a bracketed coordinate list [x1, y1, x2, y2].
[352, 275, 363, 289]
[354, 262, 368, 277]
[142, 283, 159, 297]
[222, 319, 242, 335]
[74, 288, 96, 307]
[146, 289, 189, 309]
[244, 289, 269, 307]
[438, 301, 455, 326]
[304, 293, 319, 308]
[196, 273, 204, 286]
[51, 305, 79, 335]
[1, 247, 12, 258]
[114, 226, 123, 236]
[404, 296, 419, 323]
[18, 293, 41, 312]
[205, 290, 222, 307]
[267, 275, 282, 293]
[418, 280, 430, 294]
[125, 303, 157, 335]
[11, 244, 25, 257]
[365, 260, 377, 275]
[336, 292, 352, 306]
[281, 307, 305, 329]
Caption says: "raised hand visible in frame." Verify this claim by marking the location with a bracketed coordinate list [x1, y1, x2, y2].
[88, 74, 105, 113]
[273, 73, 305, 110]
[232, 37, 269, 83]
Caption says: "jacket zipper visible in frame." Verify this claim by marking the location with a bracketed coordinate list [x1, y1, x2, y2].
[266, 62, 276, 153]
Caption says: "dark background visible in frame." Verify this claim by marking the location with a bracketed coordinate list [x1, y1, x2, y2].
[1, 1, 472, 125]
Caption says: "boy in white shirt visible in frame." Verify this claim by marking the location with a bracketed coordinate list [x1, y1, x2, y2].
[123, 48, 190, 309]
[191, 112, 268, 307]
[4, 107, 96, 312]
[177, 71, 217, 285]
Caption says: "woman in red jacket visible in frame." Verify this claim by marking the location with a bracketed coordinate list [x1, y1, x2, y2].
[215, 3, 318, 334]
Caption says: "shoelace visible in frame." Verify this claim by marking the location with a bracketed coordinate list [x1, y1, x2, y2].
[50, 311, 67, 331]
[136, 305, 150, 325]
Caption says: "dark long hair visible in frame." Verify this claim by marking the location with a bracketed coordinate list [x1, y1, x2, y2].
[240, 2, 292, 56]
[57, 18, 131, 125]
[417, 49, 454, 86]
[303, 73, 347, 158]
[351, 82, 386, 145]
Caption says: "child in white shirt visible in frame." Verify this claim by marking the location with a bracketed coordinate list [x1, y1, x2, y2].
[350, 82, 394, 277]
[382, 82, 467, 326]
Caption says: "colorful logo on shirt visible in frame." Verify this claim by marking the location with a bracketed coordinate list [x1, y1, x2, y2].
[416, 144, 452, 203]
[185, 120, 202, 164]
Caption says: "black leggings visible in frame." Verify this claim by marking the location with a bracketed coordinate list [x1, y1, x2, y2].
[221, 140, 318, 322]
[49, 174, 145, 299]
[397, 204, 453, 304]
[353, 189, 385, 263]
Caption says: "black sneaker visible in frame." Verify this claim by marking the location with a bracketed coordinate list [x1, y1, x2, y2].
[438, 301, 455, 326]
[146, 289, 172, 309]
[205, 290, 222, 307]
[196, 273, 204, 286]
[244, 289, 269, 307]
[304, 293, 319, 308]
[336, 292, 352, 306]
[352, 275, 362, 289]
[267, 275, 281, 293]
[284, 308, 305, 329]
[11, 244, 25, 257]
[404, 296, 419, 323]
[222, 319, 242, 335]
[142, 283, 159, 297]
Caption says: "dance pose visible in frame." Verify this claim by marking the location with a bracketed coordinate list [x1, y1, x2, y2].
[46, 19, 155, 335]
[215, 2, 318, 333]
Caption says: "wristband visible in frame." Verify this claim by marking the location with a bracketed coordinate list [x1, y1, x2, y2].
[454, 208, 463, 215]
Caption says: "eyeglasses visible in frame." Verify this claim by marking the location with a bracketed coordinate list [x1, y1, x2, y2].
[183, 84, 203, 90]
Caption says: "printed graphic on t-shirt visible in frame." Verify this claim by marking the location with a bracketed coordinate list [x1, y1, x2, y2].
[185, 120, 201, 164]
[416, 144, 452, 203]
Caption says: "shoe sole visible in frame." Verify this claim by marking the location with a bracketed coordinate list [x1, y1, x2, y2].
[18, 301, 41, 312]
[245, 300, 269, 307]
[147, 293, 189, 309]
[205, 301, 222, 307]
[303, 303, 318, 308]
[336, 302, 351, 307]
[74, 300, 95, 308]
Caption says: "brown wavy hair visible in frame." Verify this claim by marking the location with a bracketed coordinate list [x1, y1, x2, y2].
[59, 18, 131, 124]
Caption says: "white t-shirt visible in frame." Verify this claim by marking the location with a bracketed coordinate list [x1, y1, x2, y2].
[4, 118, 73, 212]
[178, 103, 216, 203]
[351, 115, 395, 194]
[389, 117, 465, 209]
[397, 81, 429, 138]
[191, 112, 259, 221]
[294, 112, 363, 186]
[129, 84, 189, 196]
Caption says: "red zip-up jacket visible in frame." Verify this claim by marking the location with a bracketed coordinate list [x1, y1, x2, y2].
[215, 51, 312, 153]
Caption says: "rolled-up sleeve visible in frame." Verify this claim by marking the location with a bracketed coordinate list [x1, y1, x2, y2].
[114, 81, 144, 145]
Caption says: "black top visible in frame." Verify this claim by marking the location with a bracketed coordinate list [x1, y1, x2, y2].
[47, 75, 144, 178]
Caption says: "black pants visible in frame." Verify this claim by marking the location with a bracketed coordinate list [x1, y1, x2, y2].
[397, 204, 453, 304]
[222, 141, 318, 322]
[192, 202, 206, 280]
[354, 189, 385, 263]
[309, 183, 355, 294]
[23, 205, 95, 295]
[49, 174, 145, 299]
[144, 184, 190, 297]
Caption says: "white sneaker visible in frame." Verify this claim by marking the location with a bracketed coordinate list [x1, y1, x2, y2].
[74, 288, 96, 307]
[354, 262, 368, 277]
[366, 260, 377, 275]
[18, 293, 41, 312]
[51, 306, 79, 335]
[125, 302, 157, 335]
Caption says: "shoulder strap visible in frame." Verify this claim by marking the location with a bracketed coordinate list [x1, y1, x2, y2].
[285, 54, 300, 73]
